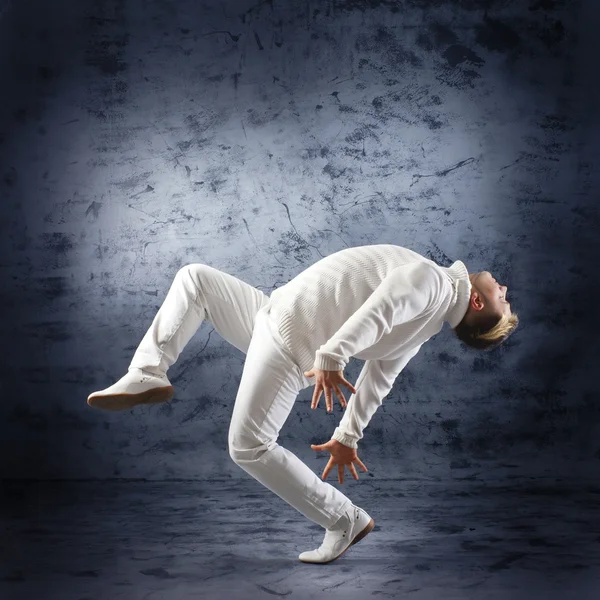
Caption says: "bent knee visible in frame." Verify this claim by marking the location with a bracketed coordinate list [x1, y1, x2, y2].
[228, 430, 272, 463]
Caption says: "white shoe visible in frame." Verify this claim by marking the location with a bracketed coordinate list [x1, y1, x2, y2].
[298, 504, 375, 564]
[87, 368, 174, 411]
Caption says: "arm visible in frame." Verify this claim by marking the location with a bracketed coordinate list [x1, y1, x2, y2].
[330, 345, 422, 449]
[314, 262, 440, 371]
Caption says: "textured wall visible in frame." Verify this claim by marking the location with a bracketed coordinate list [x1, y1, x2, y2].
[0, 0, 597, 482]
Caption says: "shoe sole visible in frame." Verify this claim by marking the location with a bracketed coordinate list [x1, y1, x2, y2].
[299, 517, 375, 565]
[87, 386, 175, 411]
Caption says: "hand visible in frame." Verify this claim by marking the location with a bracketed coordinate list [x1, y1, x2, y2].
[310, 439, 368, 484]
[304, 367, 357, 413]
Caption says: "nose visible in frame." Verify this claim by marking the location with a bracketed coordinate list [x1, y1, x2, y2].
[494, 277, 508, 293]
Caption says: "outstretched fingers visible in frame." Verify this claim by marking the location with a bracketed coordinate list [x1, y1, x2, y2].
[343, 378, 357, 394]
[354, 456, 368, 472]
[321, 457, 334, 480]
[348, 462, 359, 480]
[333, 385, 347, 409]
[325, 386, 333, 412]
[311, 386, 323, 409]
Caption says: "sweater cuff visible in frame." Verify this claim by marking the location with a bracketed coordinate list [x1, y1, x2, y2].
[315, 353, 345, 371]
[331, 427, 359, 449]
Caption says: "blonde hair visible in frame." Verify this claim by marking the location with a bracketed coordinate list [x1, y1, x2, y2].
[453, 310, 520, 351]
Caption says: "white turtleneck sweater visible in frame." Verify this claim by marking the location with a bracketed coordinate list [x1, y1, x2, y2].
[268, 244, 472, 448]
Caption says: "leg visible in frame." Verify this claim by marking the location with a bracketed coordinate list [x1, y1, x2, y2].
[129, 263, 270, 374]
[228, 305, 353, 529]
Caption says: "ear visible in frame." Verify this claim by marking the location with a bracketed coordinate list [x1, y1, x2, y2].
[471, 291, 485, 312]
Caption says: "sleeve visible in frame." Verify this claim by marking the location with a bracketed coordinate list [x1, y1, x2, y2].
[314, 261, 439, 372]
[330, 345, 422, 449]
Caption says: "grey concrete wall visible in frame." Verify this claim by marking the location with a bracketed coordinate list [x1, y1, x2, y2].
[0, 0, 597, 481]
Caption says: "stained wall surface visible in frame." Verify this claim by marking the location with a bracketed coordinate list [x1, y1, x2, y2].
[0, 0, 597, 483]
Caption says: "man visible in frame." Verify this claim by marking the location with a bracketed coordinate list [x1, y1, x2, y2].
[86, 243, 519, 564]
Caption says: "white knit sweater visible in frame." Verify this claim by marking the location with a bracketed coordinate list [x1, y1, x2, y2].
[268, 244, 472, 448]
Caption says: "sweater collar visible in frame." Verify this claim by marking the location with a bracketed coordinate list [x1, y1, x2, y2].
[438, 260, 472, 329]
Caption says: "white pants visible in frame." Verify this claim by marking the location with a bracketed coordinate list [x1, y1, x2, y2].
[128, 263, 352, 529]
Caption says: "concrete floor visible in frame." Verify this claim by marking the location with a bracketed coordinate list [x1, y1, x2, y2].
[2, 477, 600, 600]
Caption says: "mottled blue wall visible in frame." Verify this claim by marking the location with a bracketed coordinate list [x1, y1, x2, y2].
[0, 0, 597, 482]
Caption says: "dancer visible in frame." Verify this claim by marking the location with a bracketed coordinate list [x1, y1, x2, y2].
[87, 243, 518, 564]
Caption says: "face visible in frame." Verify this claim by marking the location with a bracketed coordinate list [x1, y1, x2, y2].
[469, 271, 511, 318]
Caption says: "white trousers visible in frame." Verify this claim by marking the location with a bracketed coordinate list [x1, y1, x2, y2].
[128, 263, 352, 529]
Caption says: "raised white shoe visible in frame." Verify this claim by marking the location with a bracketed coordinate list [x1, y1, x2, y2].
[87, 368, 174, 411]
[298, 504, 375, 564]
